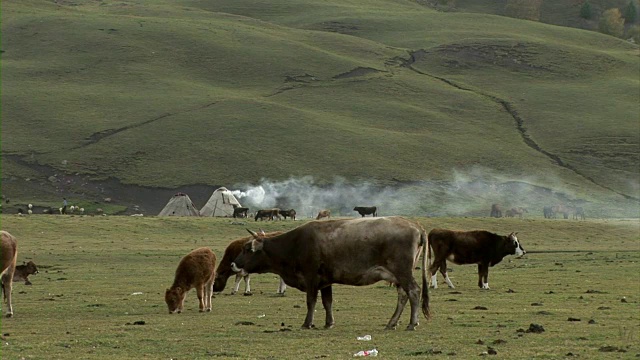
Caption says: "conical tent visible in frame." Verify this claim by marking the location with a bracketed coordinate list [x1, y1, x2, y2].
[158, 192, 200, 217]
[199, 187, 242, 217]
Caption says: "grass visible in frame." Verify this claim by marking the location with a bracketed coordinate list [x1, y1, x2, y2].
[0, 214, 638, 359]
[1, 0, 638, 208]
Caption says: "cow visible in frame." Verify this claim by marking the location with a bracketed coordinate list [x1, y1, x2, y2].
[231, 216, 430, 330]
[233, 207, 249, 219]
[573, 207, 585, 220]
[255, 208, 280, 221]
[428, 229, 525, 290]
[490, 204, 502, 218]
[316, 209, 331, 220]
[212, 232, 287, 295]
[552, 205, 570, 219]
[353, 206, 377, 217]
[543, 206, 554, 219]
[13, 261, 38, 285]
[165, 247, 217, 314]
[278, 209, 297, 220]
[505, 207, 528, 218]
[1, 230, 18, 317]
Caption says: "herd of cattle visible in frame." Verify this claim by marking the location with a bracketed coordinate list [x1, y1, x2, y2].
[232, 206, 379, 222]
[490, 203, 585, 220]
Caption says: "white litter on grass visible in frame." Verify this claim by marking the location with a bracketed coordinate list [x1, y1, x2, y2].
[257, 314, 266, 318]
[357, 335, 372, 341]
[131, 292, 143, 295]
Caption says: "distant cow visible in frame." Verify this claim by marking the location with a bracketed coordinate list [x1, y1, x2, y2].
[490, 204, 502, 218]
[573, 207, 585, 220]
[212, 232, 287, 295]
[316, 209, 331, 220]
[543, 206, 554, 219]
[13, 261, 38, 285]
[1, 230, 18, 317]
[165, 247, 217, 314]
[505, 207, 528, 218]
[231, 217, 430, 330]
[353, 206, 377, 217]
[233, 207, 249, 218]
[428, 229, 525, 290]
[278, 209, 297, 220]
[255, 209, 280, 221]
[552, 205, 570, 219]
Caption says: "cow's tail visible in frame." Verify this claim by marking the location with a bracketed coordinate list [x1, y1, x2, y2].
[420, 228, 431, 319]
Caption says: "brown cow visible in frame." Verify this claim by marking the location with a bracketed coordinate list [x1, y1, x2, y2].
[1, 230, 18, 317]
[255, 208, 280, 221]
[278, 209, 297, 220]
[316, 209, 331, 220]
[490, 204, 502, 218]
[231, 217, 430, 330]
[13, 261, 38, 285]
[212, 232, 287, 295]
[233, 207, 249, 218]
[428, 229, 525, 290]
[165, 247, 217, 314]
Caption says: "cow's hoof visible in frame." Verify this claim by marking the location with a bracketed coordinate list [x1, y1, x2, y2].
[406, 324, 418, 331]
[384, 325, 397, 330]
[243, 292, 253, 296]
[301, 324, 314, 329]
[231, 291, 237, 295]
[5, 313, 13, 318]
[324, 323, 335, 329]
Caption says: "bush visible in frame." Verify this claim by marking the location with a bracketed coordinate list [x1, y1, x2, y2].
[599, 8, 625, 37]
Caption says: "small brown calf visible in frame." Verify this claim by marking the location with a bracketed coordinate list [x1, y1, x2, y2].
[13, 261, 39, 285]
[165, 247, 217, 314]
[316, 209, 331, 220]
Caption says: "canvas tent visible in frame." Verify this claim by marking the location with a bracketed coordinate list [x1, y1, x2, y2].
[199, 187, 242, 217]
[158, 192, 200, 217]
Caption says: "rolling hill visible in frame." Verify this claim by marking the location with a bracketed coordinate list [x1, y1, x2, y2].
[1, 0, 638, 217]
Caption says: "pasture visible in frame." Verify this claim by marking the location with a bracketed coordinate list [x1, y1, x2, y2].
[1, 215, 638, 359]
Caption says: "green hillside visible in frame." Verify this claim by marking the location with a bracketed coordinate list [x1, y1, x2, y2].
[1, 0, 638, 216]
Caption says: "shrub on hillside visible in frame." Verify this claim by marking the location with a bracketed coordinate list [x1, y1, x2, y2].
[580, 0, 593, 20]
[599, 8, 626, 37]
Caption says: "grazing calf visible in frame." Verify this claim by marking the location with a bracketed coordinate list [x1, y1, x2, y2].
[1, 231, 18, 317]
[316, 209, 331, 220]
[165, 247, 217, 314]
[353, 206, 377, 217]
[428, 229, 525, 290]
[13, 261, 38, 285]
[212, 232, 287, 295]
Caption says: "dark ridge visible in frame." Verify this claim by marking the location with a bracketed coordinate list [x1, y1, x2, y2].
[333, 67, 383, 80]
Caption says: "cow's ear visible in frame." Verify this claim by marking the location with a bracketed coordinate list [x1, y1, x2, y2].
[251, 239, 264, 252]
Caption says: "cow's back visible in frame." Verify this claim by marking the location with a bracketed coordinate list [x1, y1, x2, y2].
[1, 231, 18, 274]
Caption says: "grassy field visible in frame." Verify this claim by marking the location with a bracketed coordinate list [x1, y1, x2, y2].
[1, 0, 638, 212]
[1, 214, 638, 359]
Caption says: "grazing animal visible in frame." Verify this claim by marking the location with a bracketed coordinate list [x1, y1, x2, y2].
[505, 207, 528, 218]
[573, 207, 585, 220]
[1, 230, 18, 317]
[79, 207, 85, 215]
[490, 204, 502, 218]
[278, 209, 297, 220]
[254, 209, 280, 221]
[353, 206, 377, 217]
[428, 229, 525, 290]
[13, 261, 38, 285]
[231, 216, 430, 330]
[543, 206, 554, 219]
[165, 247, 217, 314]
[232, 207, 249, 219]
[315, 209, 331, 220]
[552, 205, 570, 219]
[212, 232, 287, 295]
[28, 204, 33, 210]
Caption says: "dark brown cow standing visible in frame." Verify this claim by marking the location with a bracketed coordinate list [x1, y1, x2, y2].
[212, 232, 287, 295]
[1, 230, 18, 317]
[255, 209, 280, 221]
[231, 217, 430, 330]
[428, 229, 525, 290]
[165, 247, 217, 314]
[353, 206, 377, 217]
[233, 207, 249, 218]
[278, 209, 297, 220]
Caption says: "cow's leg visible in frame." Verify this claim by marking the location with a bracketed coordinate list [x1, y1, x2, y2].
[205, 279, 213, 312]
[429, 259, 444, 289]
[320, 286, 335, 329]
[197, 284, 206, 312]
[302, 289, 318, 329]
[243, 275, 252, 295]
[1, 274, 13, 317]
[277, 277, 287, 295]
[442, 268, 455, 289]
[231, 274, 243, 295]
[386, 285, 409, 330]
[477, 263, 490, 289]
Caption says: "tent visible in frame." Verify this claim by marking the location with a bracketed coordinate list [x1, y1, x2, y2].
[158, 192, 200, 217]
[199, 187, 242, 217]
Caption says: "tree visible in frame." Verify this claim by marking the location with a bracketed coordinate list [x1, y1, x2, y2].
[580, 1, 593, 20]
[623, 1, 638, 24]
[505, 0, 543, 21]
[599, 8, 625, 37]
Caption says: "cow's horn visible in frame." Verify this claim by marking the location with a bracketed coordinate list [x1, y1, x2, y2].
[246, 229, 259, 238]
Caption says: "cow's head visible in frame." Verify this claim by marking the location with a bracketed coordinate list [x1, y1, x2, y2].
[230, 229, 270, 275]
[165, 287, 185, 314]
[508, 232, 526, 257]
[25, 261, 39, 275]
